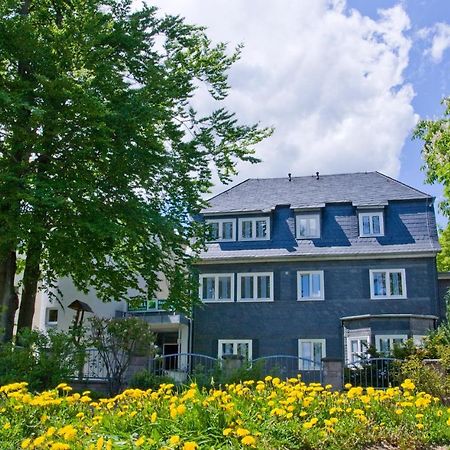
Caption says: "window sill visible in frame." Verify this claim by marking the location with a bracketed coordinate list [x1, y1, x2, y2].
[297, 298, 324, 302]
[237, 299, 274, 303]
[359, 234, 384, 238]
[296, 236, 320, 240]
[202, 299, 235, 303]
[238, 238, 270, 242]
[370, 296, 407, 300]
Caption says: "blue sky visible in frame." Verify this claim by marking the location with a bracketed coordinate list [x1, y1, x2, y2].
[348, 0, 449, 226]
[147, 0, 449, 226]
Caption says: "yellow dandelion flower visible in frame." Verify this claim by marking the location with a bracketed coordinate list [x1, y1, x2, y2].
[241, 435, 256, 446]
[236, 428, 250, 437]
[169, 435, 181, 445]
[183, 442, 198, 450]
[223, 428, 232, 436]
[21, 439, 32, 449]
[3, 422, 11, 430]
[97, 436, 104, 449]
[135, 437, 145, 447]
[151, 412, 157, 423]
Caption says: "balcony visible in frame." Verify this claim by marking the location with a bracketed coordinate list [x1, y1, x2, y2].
[127, 299, 168, 313]
[127, 299, 188, 330]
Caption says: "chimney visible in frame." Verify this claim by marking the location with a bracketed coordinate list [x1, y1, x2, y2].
[316, 172, 320, 180]
[288, 173, 292, 182]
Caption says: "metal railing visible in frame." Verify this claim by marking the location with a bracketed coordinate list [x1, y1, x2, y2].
[150, 353, 219, 382]
[75, 348, 109, 381]
[344, 358, 401, 388]
[252, 355, 323, 383]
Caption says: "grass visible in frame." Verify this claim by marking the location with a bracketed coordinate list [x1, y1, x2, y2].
[1, 377, 450, 449]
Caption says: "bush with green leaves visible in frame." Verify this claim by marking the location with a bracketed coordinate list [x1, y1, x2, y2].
[0, 328, 85, 392]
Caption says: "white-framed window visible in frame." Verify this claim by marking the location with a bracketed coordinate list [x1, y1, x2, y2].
[297, 271, 324, 301]
[218, 339, 252, 360]
[413, 335, 426, 347]
[369, 269, 407, 299]
[298, 339, 326, 370]
[375, 334, 407, 355]
[237, 272, 273, 302]
[296, 214, 320, 239]
[238, 217, 270, 241]
[46, 308, 58, 326]
[206, 218, 236, 242]
[199, 274, 234, 302]
[346, 336, 370, 364]
[358, 211, 384, 237]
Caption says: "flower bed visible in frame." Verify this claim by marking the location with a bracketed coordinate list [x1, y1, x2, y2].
[1, 378, 450, 449]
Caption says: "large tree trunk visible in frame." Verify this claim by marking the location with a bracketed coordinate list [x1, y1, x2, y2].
[17, 236, 42, 331]
[0, 251, 18, 342]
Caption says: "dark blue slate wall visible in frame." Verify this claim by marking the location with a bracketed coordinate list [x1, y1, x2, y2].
[193, 257, 439, 359]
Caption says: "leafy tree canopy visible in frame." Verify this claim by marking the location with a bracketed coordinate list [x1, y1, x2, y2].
[0, 0, 272, 329]
[414, 97, 450, 272]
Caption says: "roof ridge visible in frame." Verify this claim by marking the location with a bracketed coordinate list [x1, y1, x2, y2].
[206, 178, 251, 202]
[245, 171, 376, 181]
[375, 171, 431, 198]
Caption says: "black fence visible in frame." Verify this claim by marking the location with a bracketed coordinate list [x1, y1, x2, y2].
[344, 358, 401, 389]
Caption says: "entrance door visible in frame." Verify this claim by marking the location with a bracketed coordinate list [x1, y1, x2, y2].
[163, 343, 179, 370]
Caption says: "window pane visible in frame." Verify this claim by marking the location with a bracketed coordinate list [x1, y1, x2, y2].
[301, 342, 312, 369]
[300, 274, 310, 298]
[202, 277, 216, 300]
[298, 218, 307, 237]
[373, 272, 386, 296]
[309, 217, 318, 236]
[222, 222, 233, 239]
[311, 273, 321, 297]
[218, 276, 231, 300]
[257, 275, 270, 299]
[209, 223, 219, 240]
[379, 339, 390, 354]
[242, 221, 252, 239]
[313, 342, 323, 366]
[351, 340, 358, 353]
[372, 215, 381, 234]
[222, 343, 234, 356]
[241, 276, 254, 299]
[237, 343, 249, 359]
[362, 216, 371, 235]
[256, 220, 267, 238]
[390, 272, 403, 296]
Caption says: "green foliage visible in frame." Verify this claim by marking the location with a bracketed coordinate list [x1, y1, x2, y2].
[89, 316, 156, 395]
[128, 369, 175, 390]
[0, 328, 85, 392]
[0, 0, 272, 334]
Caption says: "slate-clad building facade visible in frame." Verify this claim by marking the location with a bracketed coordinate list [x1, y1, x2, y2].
[193, 172, 441, 365]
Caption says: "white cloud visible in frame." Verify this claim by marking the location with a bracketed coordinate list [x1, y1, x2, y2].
[144, 0, 417, 194]
[420, 22, 450, 63]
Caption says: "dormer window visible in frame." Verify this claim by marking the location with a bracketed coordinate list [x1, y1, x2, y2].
[206, 219, 235, 241]
[358, 211, 384, 237]
[296, 213, 320, 239]
[238, 217, 270, 241]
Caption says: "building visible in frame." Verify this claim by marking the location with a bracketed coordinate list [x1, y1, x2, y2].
[35, 171, 445, 369]
[192, 172, 441, 366]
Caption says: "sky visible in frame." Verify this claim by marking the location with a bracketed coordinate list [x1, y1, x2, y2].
[145, 0, 450, 226]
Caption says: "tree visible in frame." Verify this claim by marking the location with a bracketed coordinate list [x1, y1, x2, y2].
[89, 316, 156, 395]
[0, 0, 272, 339]
[414, 97, 450, 272]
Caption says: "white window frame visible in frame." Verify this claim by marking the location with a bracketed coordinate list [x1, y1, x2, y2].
[218, 339, 252, 360]
[45, 307, 59, 326]
[375, 334, 408, 355]
[205, 218, 236, 242]
[346, 336, 370, 364]
[369, 269, 407, 299]
[298, 339, 326, 370]
[238, 216, 270, 241]
[237, 272, 274, 302]
[297, 271, 325, 301]
[358, 211, 384, 237]
[199, 273, 234, 303]
[296, 213, 321, 239]
[413, 335, 426, 347]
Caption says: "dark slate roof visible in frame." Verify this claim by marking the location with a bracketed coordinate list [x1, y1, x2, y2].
[202, 172, 431, 214]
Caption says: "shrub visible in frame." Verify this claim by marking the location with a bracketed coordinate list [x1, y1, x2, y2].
[0, 328, 85, 392]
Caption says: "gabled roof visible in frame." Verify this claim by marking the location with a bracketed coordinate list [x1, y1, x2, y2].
[202, 172, 431, 214]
